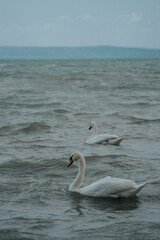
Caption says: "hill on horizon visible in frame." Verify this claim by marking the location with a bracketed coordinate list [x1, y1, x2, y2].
[0, 45, 160, 59]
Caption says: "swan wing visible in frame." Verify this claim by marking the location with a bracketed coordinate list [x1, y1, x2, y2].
[86, 134, 118, 144]
[79, 177, 137, 197]
[108, 137, 125, 145]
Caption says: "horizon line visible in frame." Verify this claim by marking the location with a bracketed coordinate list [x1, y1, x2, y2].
[0, 45, 160, 51]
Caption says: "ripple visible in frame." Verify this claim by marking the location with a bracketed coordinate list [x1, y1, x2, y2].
[19, 122, 51, 133]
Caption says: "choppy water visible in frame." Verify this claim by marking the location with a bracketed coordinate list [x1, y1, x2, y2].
[0, 59, 160, 240]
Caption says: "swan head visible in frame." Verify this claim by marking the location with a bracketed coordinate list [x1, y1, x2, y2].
[67, 152, 82, 167]
[89, 121, 96, 130]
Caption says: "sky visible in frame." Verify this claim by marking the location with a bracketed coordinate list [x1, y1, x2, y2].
[0, 0, 160, 49]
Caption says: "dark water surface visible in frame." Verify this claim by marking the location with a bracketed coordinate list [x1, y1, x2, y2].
[0, 59, 160, 240]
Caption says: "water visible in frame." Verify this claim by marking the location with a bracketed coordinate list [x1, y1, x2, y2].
[0, 59, 160, 240]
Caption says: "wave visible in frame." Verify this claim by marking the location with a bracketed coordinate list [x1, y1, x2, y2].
[85, 154, 129, 162]
[19, 122, 51, 133]
[120, 101, 160, 107]
[0, 125, 12, 132]
[129, 115, 160, 124]
[53, 109, 70, 114]
[0, 156, 66, 175]
[0, 122, 51, 136]
[0, 100, 62, 109]
[104, 112, 160, 124]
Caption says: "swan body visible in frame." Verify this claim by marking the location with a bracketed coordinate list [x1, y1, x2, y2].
[67, 152, 147, 198]
[86, 121, 124, 145]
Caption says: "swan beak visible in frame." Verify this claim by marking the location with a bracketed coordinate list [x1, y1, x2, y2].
[67, 158, 73, 167]
[89, 126, 92, 130]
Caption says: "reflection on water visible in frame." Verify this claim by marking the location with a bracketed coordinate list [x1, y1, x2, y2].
[68, 192, 140, 214]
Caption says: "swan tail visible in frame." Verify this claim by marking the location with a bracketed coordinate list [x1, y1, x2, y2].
[110, 137, 125, 145]
[135, 182, 147, 194]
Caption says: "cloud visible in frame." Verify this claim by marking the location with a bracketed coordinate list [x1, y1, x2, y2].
[129, 12, 141, 23]
[0, 23, 57, 33]
[59, 15, 72, 22]
[118, 12, 142, 23]
[78, 14, 104, 24]
[58, 14, 104, 24]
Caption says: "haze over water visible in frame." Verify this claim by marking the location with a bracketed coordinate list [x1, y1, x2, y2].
[0, 59, 160, 239]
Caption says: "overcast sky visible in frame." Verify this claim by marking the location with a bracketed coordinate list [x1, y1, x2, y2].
[0, 0, 160, 48]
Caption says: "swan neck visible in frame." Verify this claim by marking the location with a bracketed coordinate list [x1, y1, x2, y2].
[69, 155, 85, 190]
[86, 122, 98, 143]
[93, 122, 98, 136]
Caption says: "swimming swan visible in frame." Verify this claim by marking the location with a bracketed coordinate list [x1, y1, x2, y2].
[86, 121, 124, 145]
[67, 152, 147, 198]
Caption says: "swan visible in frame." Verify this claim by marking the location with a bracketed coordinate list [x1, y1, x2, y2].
[86, 121, 125, 145]
[67, 152, 147, 198]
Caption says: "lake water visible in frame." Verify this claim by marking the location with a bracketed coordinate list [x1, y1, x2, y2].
[0, 59, 160, 240]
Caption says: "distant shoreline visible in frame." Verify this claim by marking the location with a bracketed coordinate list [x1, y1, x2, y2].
[0, 46, 160, 59]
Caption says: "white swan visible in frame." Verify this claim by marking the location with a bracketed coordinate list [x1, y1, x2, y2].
[86, 121, 124, 145]
[67, 152, 147, 198]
